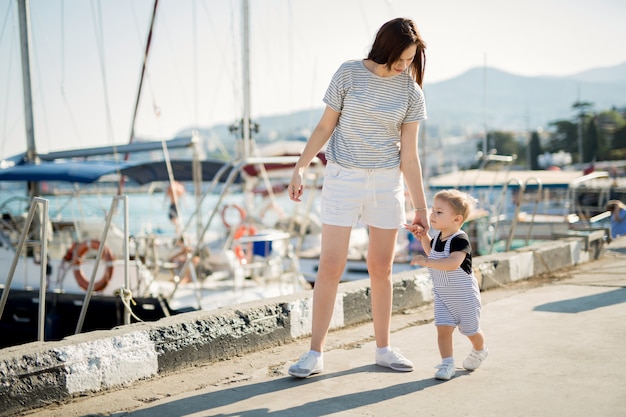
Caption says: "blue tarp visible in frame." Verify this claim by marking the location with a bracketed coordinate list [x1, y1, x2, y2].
[119, 159, 239, 184]
[0, 160, 136, 183]
[0, 159, 239, 184]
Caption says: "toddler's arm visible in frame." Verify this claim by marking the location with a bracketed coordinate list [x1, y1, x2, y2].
[411, 250, 465, 271]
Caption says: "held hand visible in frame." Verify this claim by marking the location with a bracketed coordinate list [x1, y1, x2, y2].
[412, 210, 429, 235]
[410, 254, 428, 267]
[403, 223, 425, 238]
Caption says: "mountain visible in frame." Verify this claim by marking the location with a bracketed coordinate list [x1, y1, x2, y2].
[180, 61, 626, 154]
[565, 62, 626, 83]
[424, 63, 626, 135]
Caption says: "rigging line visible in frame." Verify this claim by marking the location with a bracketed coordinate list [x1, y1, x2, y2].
[56, 0, 82, 145]
[287, 0, 293, 127]
[193, 0, 197, 127]
[29, 4, 55, 152]
[251, 140, 280, 214]
[228, 0, 242, 121]
[142, 71, 177, 221]
[160, 10, 192, 126]
[125, 0, 159, 149]
[383, 0, 396, 18]
[1, 4, 16, 158]
[198, 0, 239, 127]
[129, 0, 160, 132]
[118, 0, 158, 196]
[0, 0, 12, 42]
[160, 137, 184, 240]
[357, 0, 371, 41]
[90, 0, 118, 159]
[60, 0, 64, 88]
[199, 0, 240, 85]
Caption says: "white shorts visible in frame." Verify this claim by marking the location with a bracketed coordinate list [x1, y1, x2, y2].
[320, 161, 406, 229]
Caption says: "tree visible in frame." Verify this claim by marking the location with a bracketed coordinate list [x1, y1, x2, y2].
[483, 130, 519, 157]
[529, 131, 542, 170]
[596, 109, 626, 132]
[546, 120, 578, 155]
[597, 109, 626, 159]
[547, 105, 626, 161]
[572, 101, 593, 163]
[583, 117, 599, 163]
[614, 125, 626, 149]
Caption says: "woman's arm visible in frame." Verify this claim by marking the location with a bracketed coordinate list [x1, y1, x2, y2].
[289, 106, 339, 201]
[400, 121, 429, 233]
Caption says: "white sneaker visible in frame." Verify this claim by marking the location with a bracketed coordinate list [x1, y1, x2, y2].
[375, 348, 414, 372]
[434, 362, 456, 380]
[462, 347, 488, 370]
[288, 352, 323, 378]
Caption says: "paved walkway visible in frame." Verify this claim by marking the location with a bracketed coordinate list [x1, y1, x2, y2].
[20, 240, 626, 417]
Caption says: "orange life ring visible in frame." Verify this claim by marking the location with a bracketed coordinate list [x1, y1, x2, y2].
[68, 240, 115, 292]
[221, 204, 246, 229]
[233, 224, 257, 264]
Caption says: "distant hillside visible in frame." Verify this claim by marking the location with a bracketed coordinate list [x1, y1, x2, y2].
[177, 61, 626, 153]
[566, 62, 626, 83]
[424, 64, 626, 135]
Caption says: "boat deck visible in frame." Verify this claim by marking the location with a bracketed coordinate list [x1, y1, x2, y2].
[428, 169, 604, 190]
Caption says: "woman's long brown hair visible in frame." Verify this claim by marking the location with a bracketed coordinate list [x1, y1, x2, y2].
[367, 18, 427, 87]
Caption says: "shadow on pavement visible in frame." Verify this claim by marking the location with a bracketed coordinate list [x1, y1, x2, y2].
[534, 287, 626, 313]
[112, 364, 471, 417]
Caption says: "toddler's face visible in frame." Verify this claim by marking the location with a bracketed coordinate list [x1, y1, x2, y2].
[429, 198, 461, 231]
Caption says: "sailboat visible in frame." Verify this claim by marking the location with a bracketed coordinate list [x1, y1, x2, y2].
[0, 0, 220, 348]
[0, 0, 327, 349]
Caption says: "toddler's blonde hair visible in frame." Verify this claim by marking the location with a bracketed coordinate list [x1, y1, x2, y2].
[434, 189, 478, 223]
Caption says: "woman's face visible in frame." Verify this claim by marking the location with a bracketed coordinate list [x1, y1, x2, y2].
[391, 44, 417, 74]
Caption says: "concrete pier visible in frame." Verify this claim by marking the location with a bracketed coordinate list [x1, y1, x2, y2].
[4, 232, 624, 417]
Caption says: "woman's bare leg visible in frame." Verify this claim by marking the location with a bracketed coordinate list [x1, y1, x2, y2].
[366, 226, 398, 348]
[310, 224, 352, 352]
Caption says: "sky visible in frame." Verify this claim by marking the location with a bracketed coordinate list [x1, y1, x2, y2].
[1, 0, 626, 159]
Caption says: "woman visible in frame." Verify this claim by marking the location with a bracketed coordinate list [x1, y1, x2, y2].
[287, 17, 429, 378]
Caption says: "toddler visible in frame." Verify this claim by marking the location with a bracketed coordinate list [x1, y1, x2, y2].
[406, 189, 488, 380]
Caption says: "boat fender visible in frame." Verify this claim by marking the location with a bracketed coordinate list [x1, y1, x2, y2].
[233, 224, 257, 264]
[221, 204, 246, 229]
[68, 240, 115, 292]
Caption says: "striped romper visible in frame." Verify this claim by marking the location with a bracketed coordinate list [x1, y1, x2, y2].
[428, 230, 482, 336]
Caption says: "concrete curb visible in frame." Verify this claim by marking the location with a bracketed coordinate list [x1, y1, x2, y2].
[0, 235, 605, 417]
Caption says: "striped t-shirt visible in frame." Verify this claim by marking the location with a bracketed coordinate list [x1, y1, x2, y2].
[323, 60, 427, 169]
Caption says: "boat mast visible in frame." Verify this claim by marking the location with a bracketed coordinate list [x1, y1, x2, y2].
[241, 0, 252, 160]
[17, 0, 40, 197]
[126, 0, 159, 150]
[118, 0, 159, 196]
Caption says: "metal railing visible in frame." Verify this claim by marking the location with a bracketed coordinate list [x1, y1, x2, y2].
[489, 178, 523, 254]
[0, 195, 135, 342]
[520, 177, 543, 246]
[0, 197, 49, 342]
[76, 195, 131, 333]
